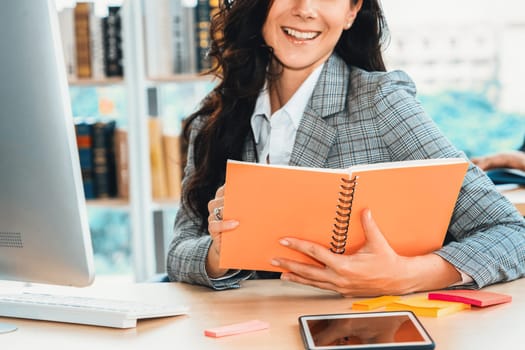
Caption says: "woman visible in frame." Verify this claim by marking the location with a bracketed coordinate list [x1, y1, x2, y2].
[167, 0, 525, 296]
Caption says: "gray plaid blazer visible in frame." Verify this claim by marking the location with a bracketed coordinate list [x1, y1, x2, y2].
[167, 54, 525, 290]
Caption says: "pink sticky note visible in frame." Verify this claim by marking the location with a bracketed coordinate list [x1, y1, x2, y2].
[204, 320, 269, 338]
[428, 290, 512, 307]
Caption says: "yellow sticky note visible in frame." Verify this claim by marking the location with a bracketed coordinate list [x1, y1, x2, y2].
[352, 296, 401, 311]
[385, 296, 470, 317]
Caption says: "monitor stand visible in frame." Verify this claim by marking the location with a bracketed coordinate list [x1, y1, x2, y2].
[0, 323, 17, 334]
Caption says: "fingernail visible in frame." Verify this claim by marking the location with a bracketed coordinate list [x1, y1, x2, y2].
[366, 209, 372, 220]
[270, 259, 280, 266]
[280, 273, 289, 281]
[279, 239, 290, 246]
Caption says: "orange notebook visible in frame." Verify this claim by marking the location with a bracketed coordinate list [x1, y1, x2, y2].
[220, 158, 468, 272]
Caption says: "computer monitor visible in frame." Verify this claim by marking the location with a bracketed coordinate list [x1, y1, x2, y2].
[0, 0, 95, 293]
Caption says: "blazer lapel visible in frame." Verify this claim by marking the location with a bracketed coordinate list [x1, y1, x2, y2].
[289, 54, 350, 168]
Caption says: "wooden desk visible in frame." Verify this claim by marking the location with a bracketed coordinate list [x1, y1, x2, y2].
[500, 185, 525, 215]
[1, 278, 524, 349]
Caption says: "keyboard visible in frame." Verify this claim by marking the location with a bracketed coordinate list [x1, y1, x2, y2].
[0, 292, 189, 328]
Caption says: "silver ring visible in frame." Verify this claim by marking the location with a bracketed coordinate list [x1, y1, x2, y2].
[213, 207, 223, 221]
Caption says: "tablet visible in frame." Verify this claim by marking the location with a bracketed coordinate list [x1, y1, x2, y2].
[298, 311, 435, 350]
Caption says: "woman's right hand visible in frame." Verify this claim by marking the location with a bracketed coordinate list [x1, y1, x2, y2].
[206, 185, 239, 278]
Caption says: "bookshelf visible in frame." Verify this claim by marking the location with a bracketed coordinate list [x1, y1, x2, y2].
[68, 77, 124, 86]
[58, 0, 216, 281]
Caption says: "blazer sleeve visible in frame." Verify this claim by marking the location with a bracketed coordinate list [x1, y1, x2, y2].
[372, 70, 525, 288]
[166, 116, 254, 289]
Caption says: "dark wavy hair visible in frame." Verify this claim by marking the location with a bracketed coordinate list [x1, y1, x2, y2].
[183, 0, 389, 228]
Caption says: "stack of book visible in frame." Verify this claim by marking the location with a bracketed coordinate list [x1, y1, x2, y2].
[74, 118, 123, 200]
[143, 0, 219, 78]
[74, 117, 183, 202]
[58, 3, 123, 81]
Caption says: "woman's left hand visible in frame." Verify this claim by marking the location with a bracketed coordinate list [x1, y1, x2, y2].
[272, 209, 416, 297]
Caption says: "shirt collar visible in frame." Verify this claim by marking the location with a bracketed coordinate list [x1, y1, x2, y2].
[251, 88, 272, 144]
[282, 63, 324, 129]
[251, 63, 325, 142]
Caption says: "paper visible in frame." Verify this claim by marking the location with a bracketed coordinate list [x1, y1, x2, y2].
[352, 296, 401, 310]
[204, 320, 269, 338]
[385, 296, 470, 317]
[428, 290, 512, 307]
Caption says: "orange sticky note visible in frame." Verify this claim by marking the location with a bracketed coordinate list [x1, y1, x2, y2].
[204, 320, 269, 338]
[352, 296, 401, 310]
[428, 290, 512, 307]
[385, 296, 470, 317]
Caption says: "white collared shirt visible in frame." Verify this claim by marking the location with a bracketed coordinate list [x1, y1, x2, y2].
[250, 64, 324, 164]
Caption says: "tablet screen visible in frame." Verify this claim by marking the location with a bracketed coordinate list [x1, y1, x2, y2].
[299, 311, 434, 349]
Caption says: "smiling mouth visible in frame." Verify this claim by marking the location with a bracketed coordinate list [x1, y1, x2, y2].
[282, 27, 320, 41]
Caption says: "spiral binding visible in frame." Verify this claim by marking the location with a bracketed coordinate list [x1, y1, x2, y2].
[330, 176, 358, 254]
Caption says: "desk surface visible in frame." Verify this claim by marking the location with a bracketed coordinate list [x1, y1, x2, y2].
[1, 278, 524, 349]
[500, 185, 525, 215]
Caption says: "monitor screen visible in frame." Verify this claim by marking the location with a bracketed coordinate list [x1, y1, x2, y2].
[0, 0, 95, 287]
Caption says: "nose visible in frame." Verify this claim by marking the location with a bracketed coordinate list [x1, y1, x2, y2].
[291, 0, 318, 20]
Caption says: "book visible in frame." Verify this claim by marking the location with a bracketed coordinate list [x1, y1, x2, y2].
[163, 133, 183, 200]
[58, 7, 77, 80]
[89, 8, 105, 80]
[486, 168, 525, 185]
[385, 296, 470, 317]
[147, 88, 168, 200]
[74, 119, 95, 199]
[171, 0, 197, 74]
[143, 0, 173, 78]
[428, 290, 512, 307]
[103, 6, 123, 77]
[103, 120, 118, 197]
[182, 3, 197, 74]
[74, 2, 92, 79]
[114, 128, 129, 199]
[219, 158, 469, 272]
[91, 120, 117, 198]
[170, 0, 185, 74]
[149, 118, 169, 199]
[194, 0, 218, 72]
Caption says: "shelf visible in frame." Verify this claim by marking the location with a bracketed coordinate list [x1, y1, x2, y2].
[63, 0, 213, 282]
[151, 199, 180, 211]
[499, 185, 525, 216]
[85, 198, 179, 211]
[146, 73, 216, 84]
[85, 198, 130, 210]
[68, 77, 124, 86]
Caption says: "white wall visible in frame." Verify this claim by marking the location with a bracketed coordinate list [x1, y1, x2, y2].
[381, 0, 525, 114]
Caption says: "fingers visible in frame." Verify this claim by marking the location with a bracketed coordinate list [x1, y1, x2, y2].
[279, 270, 342, 294]
[471, 152, 525, 171]
[215, 185, 225, 197]
[207, 199, 224, 221]
[471, 156, 488, 170]
[359, 208, 389, 253]
[277, 238, 341, 267]
[271, 208, 400, 297]
[208, 220, 239, 237]
[207, 184, 226, 224]
[274, 209, 389, 265]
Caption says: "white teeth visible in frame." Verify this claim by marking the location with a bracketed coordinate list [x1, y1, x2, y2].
[283, 27, 318, 40]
